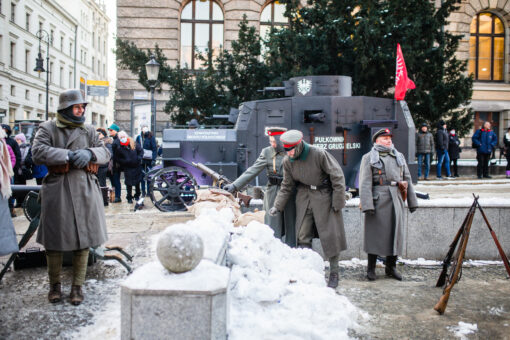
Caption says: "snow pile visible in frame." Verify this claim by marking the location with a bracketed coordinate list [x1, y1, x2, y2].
[447, 322, 478, 339]
[228, 221, 367, 340]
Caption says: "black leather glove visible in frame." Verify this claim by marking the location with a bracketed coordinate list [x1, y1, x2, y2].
[409, 207, 417, 213]
[269, 207, 279, 216]
[70, 149, 92, 168]
[68, 150, 75, 162]
[365, 209, 375, 215]
[223, 183, 236, 193]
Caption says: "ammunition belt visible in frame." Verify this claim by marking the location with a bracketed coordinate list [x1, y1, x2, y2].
[268, 175, 283, 186]
[48, 162, 99, 175]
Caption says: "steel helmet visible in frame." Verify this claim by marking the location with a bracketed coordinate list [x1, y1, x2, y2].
[57, 89, 88, 112]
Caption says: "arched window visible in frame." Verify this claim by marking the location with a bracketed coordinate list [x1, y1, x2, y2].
[469, 12, 505, 81]
[180, 0, 224, 70]
[260, 1, 289, 39]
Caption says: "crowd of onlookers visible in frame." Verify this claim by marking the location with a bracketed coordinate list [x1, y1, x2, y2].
[416, 120, 510, 180]
[1, 122, 158, 217]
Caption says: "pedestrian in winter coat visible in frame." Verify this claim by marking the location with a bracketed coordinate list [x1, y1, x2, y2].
[504, 127, 510, 178]
[1, 124, 21, 174]
[435, 120, 452, 179]
[13, 133, 33, 206]
[0, 128, 18, 257]
[31, 89, 110, 306]
[415, 123, 434, 180]
[359, 128, 418, 281]
[96, 128, 113, 206]
[472, 121, 498, 179]
[114, 131, 142, 203]
[448, 129, 461, 177]
[271, 130, 347, 289]
[135, 125, 157, 197]
[108, 123, 122, 202]
[224, 127, 297, 247]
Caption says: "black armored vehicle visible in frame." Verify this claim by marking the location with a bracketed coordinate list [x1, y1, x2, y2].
[149, 75, 417, 211]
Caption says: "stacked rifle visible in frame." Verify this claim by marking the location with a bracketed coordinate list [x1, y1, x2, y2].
[434, 194, 510, 314]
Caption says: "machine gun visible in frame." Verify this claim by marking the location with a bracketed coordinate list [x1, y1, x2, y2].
[192, 162, 252, 207]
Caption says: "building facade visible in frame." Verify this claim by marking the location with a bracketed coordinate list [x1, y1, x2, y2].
[116, 0, 510, 143]
[0, 0, 112, 135]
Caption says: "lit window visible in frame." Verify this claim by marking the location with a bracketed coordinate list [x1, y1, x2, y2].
[469, 12, 505, 81]
[260, 1, 289, 40]
[180, 0, 224, 70]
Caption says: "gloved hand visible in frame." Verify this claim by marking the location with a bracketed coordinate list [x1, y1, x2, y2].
[364, 209, 375, 215]
[68, 150, 75, 162]
[70, 149, 92, 168]
[223, 183, 236, 193]
[409, 207, 417, 213]
[269, 207, 279, 216]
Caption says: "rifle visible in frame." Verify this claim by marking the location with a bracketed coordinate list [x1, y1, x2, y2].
[434, 195, 477, 315]
[435, 199, 476, 287]
[474, 194, 510, 277]
[191, 162, 252, 207]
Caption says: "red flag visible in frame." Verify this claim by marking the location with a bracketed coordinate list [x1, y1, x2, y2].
[394, 43, 415, 100]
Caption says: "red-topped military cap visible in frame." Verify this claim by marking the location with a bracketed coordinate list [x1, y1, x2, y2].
[280, 130, 303, 150]
[265, 126, 288, 137]
[372, 128, 392, 143]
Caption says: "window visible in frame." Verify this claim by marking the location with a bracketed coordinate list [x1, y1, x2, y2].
[69, 71, 73, 87]
[103, 41, 106, 55]
[60, 66, 64, 87]
[10, 2, 15, 22]
[103, 63, 105, 78]
[25, 89, 29, 100]
[469, 12, 505, 81]
[10, 42, 15, 68]
[50, 29, 54, 45]
[92, 56, 95, 72]
[92, 32, 95, 47]
[260, 1, 289, 40]
[10, 85, 15, 96]
[98, 60, 100, 76]
[39, 21, 43, 32]
[180, 0, 224, 69]
[38, 93, 42, 103]
[69, 42, 73, 56]
[49, 62, 53, 82]
[25, 49, 29, 72]
[60, 36, 64, 51]
[25, 12, 30, 31]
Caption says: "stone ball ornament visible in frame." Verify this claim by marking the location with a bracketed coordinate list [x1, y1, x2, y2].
[156, 225, 204, 273]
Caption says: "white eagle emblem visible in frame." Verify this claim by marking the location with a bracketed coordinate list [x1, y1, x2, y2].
[297, 79, 312, 95]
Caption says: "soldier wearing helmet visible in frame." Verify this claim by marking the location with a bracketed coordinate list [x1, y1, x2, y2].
[359, 128, 418, 282]
[223, 126, 296, 247]
[31, 89, 110, 306]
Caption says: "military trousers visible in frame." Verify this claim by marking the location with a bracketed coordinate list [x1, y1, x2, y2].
[298, 206, 339, 274]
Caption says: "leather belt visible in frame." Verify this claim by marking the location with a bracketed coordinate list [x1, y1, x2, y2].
[373, 180, 398, 186]
[299, 182, 331, 190]
[268, 175, 283, 186]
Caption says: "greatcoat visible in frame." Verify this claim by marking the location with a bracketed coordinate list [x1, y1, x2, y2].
[32, 121, 110, 251]
[233, 146, 296, 244]
[273, 143, 347, 258]
[359, 151, 418, 256]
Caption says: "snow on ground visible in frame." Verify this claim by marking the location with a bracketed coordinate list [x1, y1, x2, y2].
[447, 321, 478, 340]
[228, 221, 368, 340]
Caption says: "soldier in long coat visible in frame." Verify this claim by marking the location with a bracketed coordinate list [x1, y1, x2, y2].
[271, 130, 347, 289]
[32, 89, 110, 305]
[224, 127, 296, 246]
[359, 128, 418, 281]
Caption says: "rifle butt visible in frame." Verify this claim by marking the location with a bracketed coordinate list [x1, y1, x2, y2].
[434, 290, 451, 315]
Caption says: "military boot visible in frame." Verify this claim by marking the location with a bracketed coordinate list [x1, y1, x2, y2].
[367, 254, 377, 281]
[385, 256, 402, 281]
[327, 272, 339, 289]
[48, 283, 62, 303]
[70, 285, 84, 305]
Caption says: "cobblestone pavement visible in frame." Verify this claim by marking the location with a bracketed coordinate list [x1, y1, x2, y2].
[1, 187, 509, 339]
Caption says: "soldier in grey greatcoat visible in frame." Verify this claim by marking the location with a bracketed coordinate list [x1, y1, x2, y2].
[32, 89, 110, 305]
[359, 128, 418, 281]
[224, 127, 296, 246]
[270, 130, 347, 289]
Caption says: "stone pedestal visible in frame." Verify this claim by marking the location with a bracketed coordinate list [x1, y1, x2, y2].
[121, 261, 229, 340]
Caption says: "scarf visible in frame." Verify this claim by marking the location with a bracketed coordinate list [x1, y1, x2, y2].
[56, 107, 85, 128]
[0, 130, 13, 199]
[369, 143, 406, 169]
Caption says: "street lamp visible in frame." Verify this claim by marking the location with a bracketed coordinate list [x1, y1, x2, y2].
[34, 29, 50, 121]
[145, 54, 160, 135]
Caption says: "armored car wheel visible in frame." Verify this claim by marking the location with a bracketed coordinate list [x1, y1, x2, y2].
[149, 166, 197, 212]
